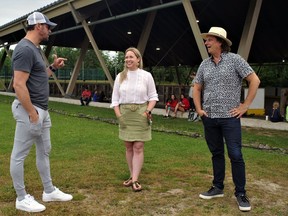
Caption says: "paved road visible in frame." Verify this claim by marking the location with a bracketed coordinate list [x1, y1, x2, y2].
[1, 92, 288, 131]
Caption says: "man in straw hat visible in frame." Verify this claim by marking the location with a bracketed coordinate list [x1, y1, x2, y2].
[10, 12, 72, 213]
[193, 27, 260, 211]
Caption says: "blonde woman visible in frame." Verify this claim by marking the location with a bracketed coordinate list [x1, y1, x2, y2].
[110, 47, 158, 191]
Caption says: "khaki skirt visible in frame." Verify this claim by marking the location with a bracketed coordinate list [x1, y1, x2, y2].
[118, 103, 151, 142]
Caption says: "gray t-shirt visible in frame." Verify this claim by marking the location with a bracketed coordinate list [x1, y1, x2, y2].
[195, 52, 253, 118]
[12, 38, 49, 110]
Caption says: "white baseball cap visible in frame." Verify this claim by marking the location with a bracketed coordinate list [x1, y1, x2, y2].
[27, 12, 57, 29]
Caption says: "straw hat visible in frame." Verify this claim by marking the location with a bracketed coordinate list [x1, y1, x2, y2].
[201, 27, 232, 46]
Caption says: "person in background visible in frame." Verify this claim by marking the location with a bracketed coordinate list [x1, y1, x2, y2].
[11, 12, 73, 213]
[110, 47, 158, 192]
[188, 72, 196, 111]
[286, 102, 288, 122]
[80, 86, 92, 106]
[173, 94, 190, 117]
[193, 27, 260, 212]
[92, 90, 99, 102]
[188, 72, 200, 122]
[98, 91, 106, 102]
[269, 101, 283, 122]
[163, 94, 178, 118]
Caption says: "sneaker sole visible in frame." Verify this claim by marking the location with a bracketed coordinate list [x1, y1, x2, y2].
[42, 197, 72, 202]
[42, 195, 73, 202]
[199, 194, 224, 199]
[16, 206, 46, 213]
[239, 206, 251, 211]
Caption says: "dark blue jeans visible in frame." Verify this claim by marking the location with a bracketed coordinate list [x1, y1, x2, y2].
[201, 116, 246, 196]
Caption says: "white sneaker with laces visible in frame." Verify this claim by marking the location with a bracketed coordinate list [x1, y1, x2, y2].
[16, 194, 46, 212]
[42, 187, 73, 202]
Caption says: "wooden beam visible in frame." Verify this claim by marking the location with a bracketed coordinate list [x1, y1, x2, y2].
[182, 0, 208, 60]
[237, 0, 262, 60]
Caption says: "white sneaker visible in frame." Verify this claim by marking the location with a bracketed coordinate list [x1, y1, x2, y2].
[16, 194, 46, 212]
[42, 187, 73, 202]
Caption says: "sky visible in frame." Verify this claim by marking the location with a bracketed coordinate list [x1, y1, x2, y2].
[0, 0, 117, 55]
[0, 0, 57, 26]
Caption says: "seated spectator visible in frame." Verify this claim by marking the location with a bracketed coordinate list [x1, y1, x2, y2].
[164, 94, 178, 117]
[269, 101, 283, 122]
[174, 94, 190, 117]
[188, 72, 196, 111]
[98, 91, 105, 102]
[80, 86, 92, 106]
[286, 103, 288, 122]
[92, 90, 99, 102]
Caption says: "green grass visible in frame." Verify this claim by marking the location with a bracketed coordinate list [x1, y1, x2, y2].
[0, 94, 287, 216]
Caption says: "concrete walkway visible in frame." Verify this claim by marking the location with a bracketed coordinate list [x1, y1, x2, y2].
[1, 92, 288, 131]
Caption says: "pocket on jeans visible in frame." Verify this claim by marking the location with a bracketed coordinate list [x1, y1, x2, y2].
[200, 115, 207, 121]
[29, 120, 42, 136]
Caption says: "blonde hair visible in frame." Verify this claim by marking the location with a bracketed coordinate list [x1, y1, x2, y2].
[273, 101, 280, 109]
[119, 47, 143, 83]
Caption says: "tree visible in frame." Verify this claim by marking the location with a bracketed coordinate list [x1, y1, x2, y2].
[105, 51, 124, 79]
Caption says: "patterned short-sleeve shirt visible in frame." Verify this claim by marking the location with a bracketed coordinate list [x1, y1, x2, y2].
[194, 52, 254, 118]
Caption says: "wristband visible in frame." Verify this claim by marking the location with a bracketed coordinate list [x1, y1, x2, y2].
[49, 65, 57, 72]
[145, 110, 151, 115]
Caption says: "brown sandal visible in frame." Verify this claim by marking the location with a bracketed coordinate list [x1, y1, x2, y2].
[132, 181, 142, 192]
[123, 177, 132, 187]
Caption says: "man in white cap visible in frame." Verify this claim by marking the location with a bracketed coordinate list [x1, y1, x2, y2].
[193, 27, 260, 212]
[10, 12, 72, 213]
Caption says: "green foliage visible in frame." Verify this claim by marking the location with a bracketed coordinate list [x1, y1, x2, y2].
[48, 47, 81, 69]
[253, 63, 288, 87]
[103, 50, 125, 79]
[2, 47, 288, 87]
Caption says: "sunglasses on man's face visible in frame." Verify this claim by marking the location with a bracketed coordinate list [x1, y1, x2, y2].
[40, 23, 51, 30]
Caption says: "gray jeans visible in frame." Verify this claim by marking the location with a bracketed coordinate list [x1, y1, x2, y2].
[10, 99, 54, 200]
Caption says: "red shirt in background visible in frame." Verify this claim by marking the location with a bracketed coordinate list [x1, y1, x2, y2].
[169, 99, 178, 108]
[180, 98, 190, 110]
[82, 89, 91, 98]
